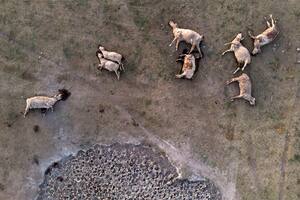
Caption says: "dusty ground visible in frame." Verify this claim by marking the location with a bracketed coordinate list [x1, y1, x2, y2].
[0, 0, 299, 199]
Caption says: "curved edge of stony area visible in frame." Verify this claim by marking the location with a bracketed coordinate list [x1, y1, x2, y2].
[37, 143, 222, 200]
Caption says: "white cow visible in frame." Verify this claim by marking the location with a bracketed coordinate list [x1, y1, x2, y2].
[98, 45, 124, 71]
[24, 89, 71, 117]
[226, 73, 255, 105]
[248, 14, 279, 55]
[169, 21, 204, 57]
[96, 51, 122, 80]
[222, 33, 251, 74]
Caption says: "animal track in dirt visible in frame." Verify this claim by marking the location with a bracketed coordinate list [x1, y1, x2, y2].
[37, 143, 221, 200]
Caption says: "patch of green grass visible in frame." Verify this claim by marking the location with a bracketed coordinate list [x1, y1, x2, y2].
[64, 0, 89, 11]
[126, 49, 140, 72]
[47, 0, 55, 9]
[133, 10, 149, 30]
[18, 29, 37, 51]
[267, 111, 281, 121]
[268, 56, 280, 71]
[224, 101, 232, 109]
[6, 46, 26, 61]
[1, 63, 36, 81]
[5, 110, 19, 127]
[102, 1, 123, 28]
[289, 154, 300, 162]
[63, 38, 82, 59]
[63, 46, 73, 59]
[20, 70, 36, 81]
[293, 9, 300, 17]
[56, 73, 70, 83]
[8, 29, 16, 41]
[227, 112, 237, 118]
[128, 0, 143, 6]
[144, 99, 152, 106]
[261, 186, 277, 200]
[1, 64, 20, 74]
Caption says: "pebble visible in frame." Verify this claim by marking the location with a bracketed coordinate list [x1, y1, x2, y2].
[37, 143, 221, 200]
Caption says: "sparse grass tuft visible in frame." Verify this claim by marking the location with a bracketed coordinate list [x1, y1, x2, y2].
[267, 111, 281, 121]
[133, 11, 148, 30]
[293, 9, 300, 17]
[63, 38, 82, 60]
[290, 154, 300, 162]
[128, 0, 143, 6]
[224, 101, 232, 109]
[6, 46, 26, 61]
[47, 0, 55, 9]
[20, 70, 36, 81]
[268, 56, 280, 71]
[225, 131, 234, 141]
[64, 0, 89, 11]
[56, 73, 70, 83]
[144, 99, 152, 106]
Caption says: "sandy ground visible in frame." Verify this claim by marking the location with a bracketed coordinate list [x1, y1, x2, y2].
[0, 0, 299, 199]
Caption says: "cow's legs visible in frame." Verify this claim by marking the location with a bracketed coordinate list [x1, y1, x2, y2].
[233, 67, 241, 74]
[226, 77, 239, 85]
[264, 16, 271, 27]
[24, 104, 30, 117]
[175, 39, 180, 51]
[222, 49, 232, 56]
[169, 37, 177, 47]
[270, 14, 276, 26]
[241, 61, 249, 71]
[231, 94, 243, 101]
[189, 44, 196, 54]
[114, 70, 120, 80]
[196, 42, 203, 58]
[176, 71, 187, 79]
[248, 31, 256, 39]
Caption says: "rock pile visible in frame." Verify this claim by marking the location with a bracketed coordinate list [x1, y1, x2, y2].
[37, 143, 221, 200]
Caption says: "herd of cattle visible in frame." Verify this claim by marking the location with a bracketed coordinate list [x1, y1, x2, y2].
[23, 15, 279, 117]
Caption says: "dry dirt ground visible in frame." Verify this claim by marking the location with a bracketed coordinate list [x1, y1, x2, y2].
[0, 0, 299, 200]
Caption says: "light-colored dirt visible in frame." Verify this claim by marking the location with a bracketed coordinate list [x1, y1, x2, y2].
[0, 0, 299, 200]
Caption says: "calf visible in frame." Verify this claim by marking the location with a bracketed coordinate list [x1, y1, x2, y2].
[169, 21, 204, 57]
[96, 51, 122, 80]
[226, 73, 255, 105]
[24, 89, 71, 117]
[248, 14, 279, 55]
[222, 33, 251, 74]
[175, 54, 196, 79]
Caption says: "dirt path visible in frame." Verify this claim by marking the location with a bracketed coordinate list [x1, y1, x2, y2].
[114, 105, 240, 200]
[278, 78, 300, 200]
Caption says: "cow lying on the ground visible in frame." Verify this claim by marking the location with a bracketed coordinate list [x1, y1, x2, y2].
[222, 33, 251, 74]
[248, 14, 279, 55]
[175, 53, 196, 79]
[226, 73, 255, 105]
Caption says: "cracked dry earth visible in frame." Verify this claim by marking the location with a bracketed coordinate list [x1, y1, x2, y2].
[37, 143, 221, 200]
